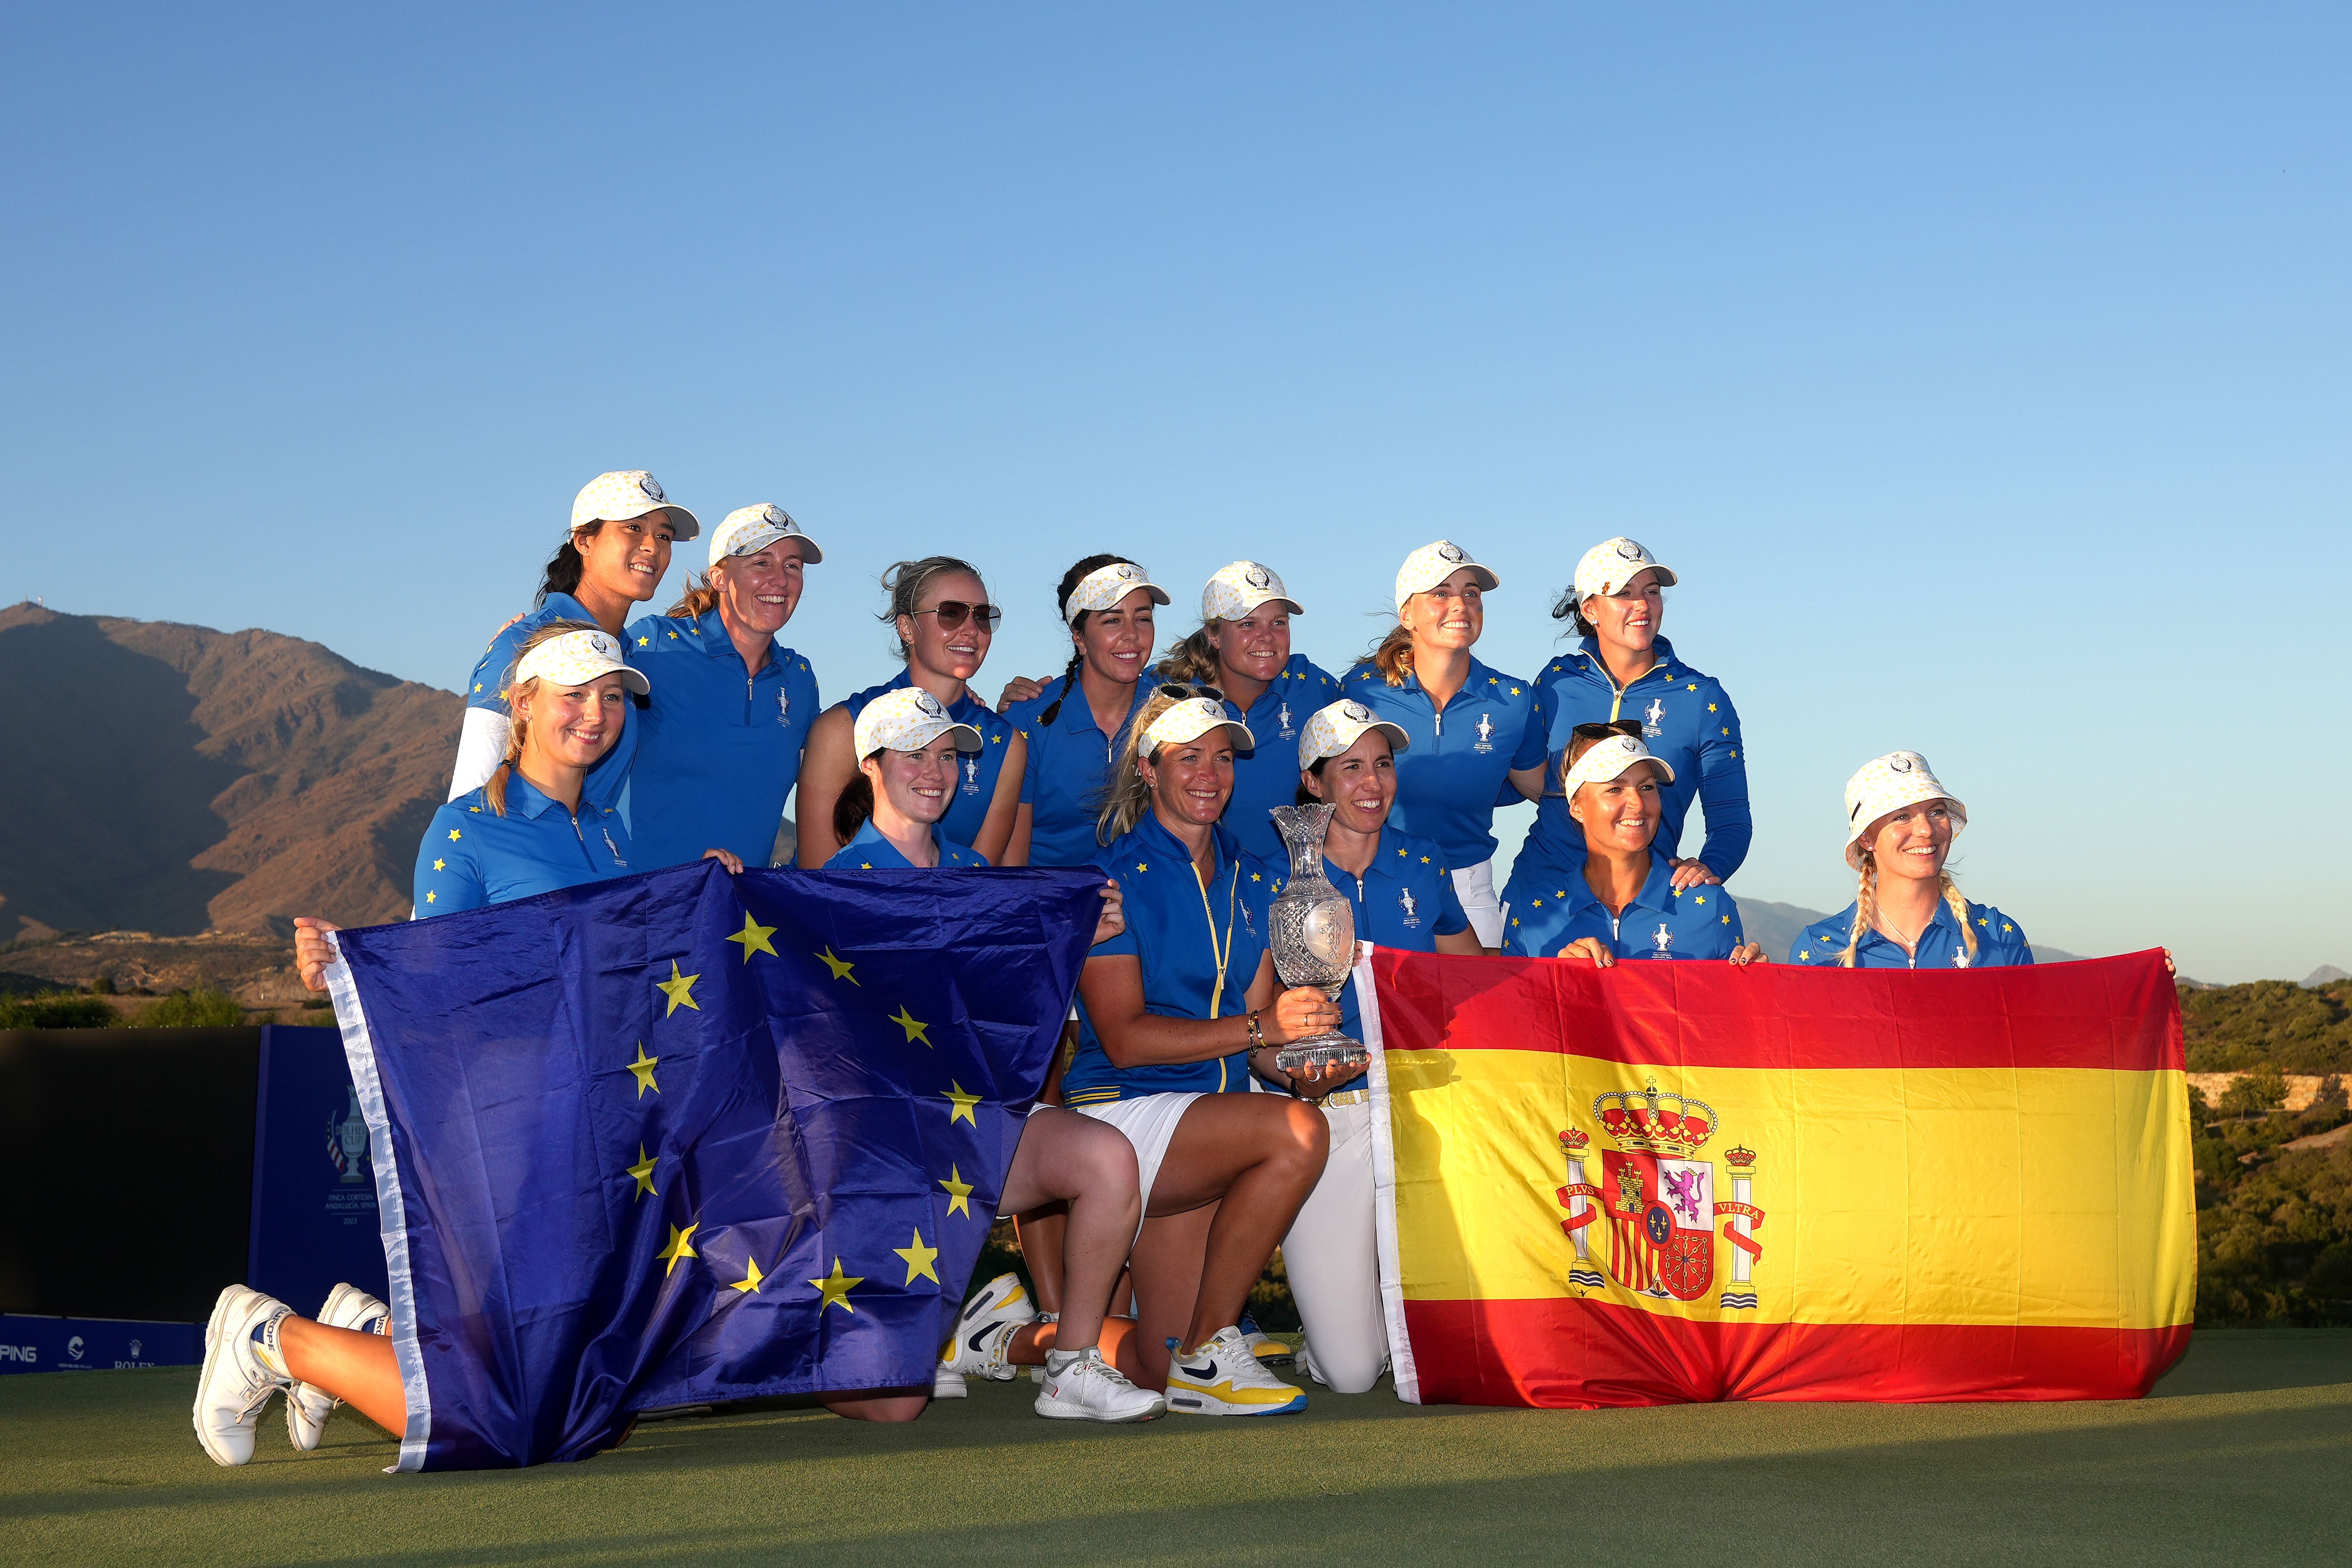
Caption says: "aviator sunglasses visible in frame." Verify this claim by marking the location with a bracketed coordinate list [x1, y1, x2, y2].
[913, 600, 1003, 631]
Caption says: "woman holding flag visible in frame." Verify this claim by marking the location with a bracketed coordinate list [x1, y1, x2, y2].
[1501, 721, 1765, 966]
[823, 687, 1162, 1422]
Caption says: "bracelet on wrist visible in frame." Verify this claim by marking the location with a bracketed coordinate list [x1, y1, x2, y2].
[1246, 1009, 1264, 1049]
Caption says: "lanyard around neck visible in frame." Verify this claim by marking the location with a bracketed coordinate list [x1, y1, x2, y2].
[1188, 844, 1240, 1021]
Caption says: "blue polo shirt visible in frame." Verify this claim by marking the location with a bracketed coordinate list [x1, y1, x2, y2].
[842, 672, 1016, 851]
[621, 607, 819, 871]
[1007, 675, 1153, 867]
[463, 591, 635, 807]
[1340, 656, 1545, 867]
[1064, 816, 1279, 1104]
[1220, 656, 1344, 862]
[1325, 826, 1470, 1046]
[1508, 635, 1752, 887]
[1787, 898, 2034, 969]
[1501, 850, 1742, 962]
[412, 777, 635, 914]
[821, 818, 989, 871]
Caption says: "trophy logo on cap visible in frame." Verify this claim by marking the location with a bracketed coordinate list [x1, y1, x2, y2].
[639, 476, 664, 501]
[1438, 543, 1465, 563]
[1343, 700, 1370, 723]
[1890, 755, 1914, 773]
[1246, 565, 1272, 590]
[1617, 541, 1644, 561]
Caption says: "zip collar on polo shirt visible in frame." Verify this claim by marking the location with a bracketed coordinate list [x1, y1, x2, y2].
[501, 772, 586, 822]
[687, 606, 787, 674]
[1331, 824, 1429, 889]
[1379, 654, 1515, 709]
[1550, 849, 1679, 921]
[1128, 811, 1246, 886]
[1559, 634, 1687, 692]
[1050, 673, 1150, 738]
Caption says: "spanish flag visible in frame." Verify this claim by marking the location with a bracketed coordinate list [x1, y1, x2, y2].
[1361, 949, 2193, 1406]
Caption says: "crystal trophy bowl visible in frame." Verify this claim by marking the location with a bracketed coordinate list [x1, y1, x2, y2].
[1268, 803, 1367, 1075]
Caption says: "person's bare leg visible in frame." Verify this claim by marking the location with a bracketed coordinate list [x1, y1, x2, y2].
[278, 1317, 405, 1433]
[817, 1389, 929, 1422]
[1126, 1205, 1216, 1390]
[1145, 1096, 1329, 1355]
[1011, 1207, 1068, 1315]
[998, 1107, 1139, 1352]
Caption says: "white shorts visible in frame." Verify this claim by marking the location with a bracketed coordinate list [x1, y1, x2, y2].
[1071, 1092, 1203, 1224]
[1451, 859, 1503, 947]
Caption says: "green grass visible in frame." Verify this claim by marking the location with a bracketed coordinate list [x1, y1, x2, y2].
[4, 1333, 2350, 1567]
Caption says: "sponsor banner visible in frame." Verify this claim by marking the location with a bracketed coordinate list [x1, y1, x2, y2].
[247, 1025, 390, 1313]
[0, 1314, 200, 1375]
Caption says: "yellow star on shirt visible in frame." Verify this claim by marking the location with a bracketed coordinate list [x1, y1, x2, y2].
[727, 913, 777, 962]
[628, 1143, 658, 1198]
[432, 857, 446, 871]
[939, 1164, 973, 1218]
[1695, 895, 1707, 905]
[656, 960, 700, 1016]
[888, 1005, 932, 1047]
[1250, 872, 1262, 882]
[809, 1258, 862, 1314]
[657, 1221, 699, 1277]
[448, 828, 462, 841]
[627, 1042, 660, 1097]
[1721, 915, 1732, 925]
[816, 948, 860, 985]
[893, 1228, 941, 1286]
[1135, 862, 1149, 874]
[636, 635, 650, 647]
[1801, 950, 1812, 961]
[730, 1256, 766, 1295]
[1708, 703, 1719, 712]
[424, 891, 437, 904]
[942, 1081, 980, 1124]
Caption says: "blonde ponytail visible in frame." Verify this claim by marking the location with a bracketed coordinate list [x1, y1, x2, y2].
[1368, 623, 1415, 687]
[665, 570, 725, 619]
[1094, 689, 1188, 845]
[1156, 624, 1222, 687]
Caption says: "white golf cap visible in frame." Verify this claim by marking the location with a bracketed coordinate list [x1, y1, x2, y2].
[1145, 694, 1254, 753]
[1844, 751, 1968, 869]
[1298, 698, 1409, 770]
[1562, 732, 1675, 797]
[1572, 536, 1678, 602]
[1201, 560, 1304, 622]
[709, 503, 823, 569]
[852, 687, 984, 759]
[1394, 540, 1499, 612]
[512, 629, 650, 697]
[1063, 560, 1172, 622]
[570, 470, 701, 541]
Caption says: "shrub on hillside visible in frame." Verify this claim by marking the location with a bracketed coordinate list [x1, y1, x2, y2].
[0, 991, 120, 1028]
[2183, 980, 2352, 1074]
[136, 988, 246, 1028]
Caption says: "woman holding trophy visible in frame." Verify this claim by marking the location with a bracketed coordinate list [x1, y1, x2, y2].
[1278, 699, 1485, 1394]
[1065, 686, 1348, 1412]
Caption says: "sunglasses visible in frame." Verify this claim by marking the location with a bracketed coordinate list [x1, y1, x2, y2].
[914, 600, 1003, 631]
[1155, 681, 1227, 704]
[1570, 719, 1644, 742]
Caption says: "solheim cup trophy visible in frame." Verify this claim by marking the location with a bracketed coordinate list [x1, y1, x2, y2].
[1268, 803, 1368, 1075]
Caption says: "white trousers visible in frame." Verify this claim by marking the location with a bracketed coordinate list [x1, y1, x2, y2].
[1451, 859, 1503, 948]
[1280, 1095, 1387, 1394]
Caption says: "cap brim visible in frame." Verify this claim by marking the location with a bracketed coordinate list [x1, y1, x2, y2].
[1230, 592, 1305, 617]
[715, 527, 823, 567]
[1152, 716, 1255, 752]
[618, 667, 652, 696]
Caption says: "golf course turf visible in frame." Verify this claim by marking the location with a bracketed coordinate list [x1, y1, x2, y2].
[4, 1331, 2347, 1566]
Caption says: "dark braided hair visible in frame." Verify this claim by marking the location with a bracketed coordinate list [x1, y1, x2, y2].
[1037, 553, 1134, 725]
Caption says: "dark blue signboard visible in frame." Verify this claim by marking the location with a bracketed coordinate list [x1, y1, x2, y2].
[247, 1025, 389, 1316]
[0, 1315, 201, 1374]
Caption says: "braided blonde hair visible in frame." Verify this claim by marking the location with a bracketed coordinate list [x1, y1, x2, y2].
[1838, 852, 1979, 967]
[485, 619, 602, 817]
[1094, 689, 1191, 845]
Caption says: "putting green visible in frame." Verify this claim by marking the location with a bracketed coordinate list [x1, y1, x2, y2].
[3, 1332, 2347, 1566]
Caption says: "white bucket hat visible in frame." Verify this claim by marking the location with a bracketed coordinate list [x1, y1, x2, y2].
[1562, 733, 1675, 798]
[1298, 699, 1409, 770]
[1394, 540, 1500, 612]
[1145, 694, 1254, 753]
[853, 687, 984, 760]
[1844, 752, 1968, 868]
[1572, 537, 1677, 603]
[1201, 561, 1304, 622]
[1063, 560, 1171, 622]
[512, 629, 650, 696]
[709, 503, 823, 569]
[570, 470, 700, 541]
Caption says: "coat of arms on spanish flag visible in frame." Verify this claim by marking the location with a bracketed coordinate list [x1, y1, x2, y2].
[1357, 947, 2194, 1407]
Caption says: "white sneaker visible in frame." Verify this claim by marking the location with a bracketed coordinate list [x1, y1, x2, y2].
[1237, 1312, 1293, 1367]
[193, 1285, 296, 1466]
[932, 1367, 968, 1399]
[1034, 1346, 1164, 1422]
[287, 1283, 389, 1451]
[1164, 1326, 1307, 1416]
[942, 1273, 1035, 1382]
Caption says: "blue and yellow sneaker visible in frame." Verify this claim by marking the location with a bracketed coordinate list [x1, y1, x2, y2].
[1237, 1311, 1293, 1368]
[1164, 1326, 1307, 1416]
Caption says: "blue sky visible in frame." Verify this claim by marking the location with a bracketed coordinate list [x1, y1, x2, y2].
[4, 4, 2346, 981]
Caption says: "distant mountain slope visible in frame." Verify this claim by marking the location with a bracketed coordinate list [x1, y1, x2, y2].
[0, 604, 459, 937]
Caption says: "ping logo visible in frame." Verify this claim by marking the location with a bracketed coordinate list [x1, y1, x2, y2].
[0, 1345, 37, 1362]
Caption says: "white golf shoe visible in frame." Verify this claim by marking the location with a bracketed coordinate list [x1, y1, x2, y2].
[941, 1273, 1034, 1382]
[1164, 1325, 1308, 1416]
[1034, 1346, 1164, 1422]
[286, 1282, 388, 1451]
[193, 1285, 297, 1466]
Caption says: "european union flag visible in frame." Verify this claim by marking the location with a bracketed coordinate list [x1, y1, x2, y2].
[322, 859, 1098, 1469]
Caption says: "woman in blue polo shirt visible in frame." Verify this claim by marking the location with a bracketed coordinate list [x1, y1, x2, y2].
[1066, 688, 1345, 1413]
[449, 470, 698, 803]
[1280, 700, 1481, 1396]
[1156, 561, 1343, 862]
[1503, 537, 1752, 928]
[626, 503, 822, 871]
[1003, 556, 1168, 867]
[1787, 752, 2034, 970]
[1344, 540, 1546, 948]
[798, 556, 1024, 868]
[1501, 726, 1764, 966]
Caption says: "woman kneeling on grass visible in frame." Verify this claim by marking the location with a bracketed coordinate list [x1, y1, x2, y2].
[1062, 687, 1347, 1413]
[824, 688, 1163, 1422]
[1501, 722, 1765, 966]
